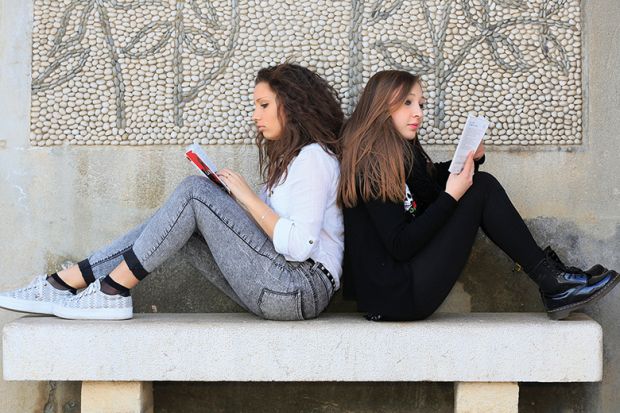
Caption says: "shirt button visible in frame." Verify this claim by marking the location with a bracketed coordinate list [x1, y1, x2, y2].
[309, 240, 313, 244]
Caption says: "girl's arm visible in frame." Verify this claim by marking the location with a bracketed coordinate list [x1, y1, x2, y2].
[365, 153, 476, 262]
[269, 146, 336, 261]
[217, 169, 279, 238]
[434, 153, 485, 187]
[219, 145, 336, 262]
[364, 192, 457, 262]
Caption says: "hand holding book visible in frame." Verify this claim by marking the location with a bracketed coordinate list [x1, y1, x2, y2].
[448, 114, 489, 174]
[185, 143, 231, 193]
[216, 167, 258, 209]
[184, 143, 277, 235]
[445, 151, 476, 201]
[473, 141, 485, 161]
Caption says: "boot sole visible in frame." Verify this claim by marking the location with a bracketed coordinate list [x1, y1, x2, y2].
[547, 271, 620, 320]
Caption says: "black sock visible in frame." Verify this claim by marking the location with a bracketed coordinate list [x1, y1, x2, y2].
[100, 275, 131, 297]
[46, 273, 77, 294]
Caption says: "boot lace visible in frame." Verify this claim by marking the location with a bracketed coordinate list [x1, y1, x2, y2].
[544, 247, 585, 275]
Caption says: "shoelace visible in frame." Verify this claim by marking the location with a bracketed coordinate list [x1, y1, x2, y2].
[33, 276, 45, 298]
[69, 281, 99, 301]
[18, 275, 46, 297]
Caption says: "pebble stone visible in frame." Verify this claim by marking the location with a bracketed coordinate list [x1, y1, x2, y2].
[30, 0, 582, 146]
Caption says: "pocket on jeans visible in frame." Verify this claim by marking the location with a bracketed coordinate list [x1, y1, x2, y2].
[258, 288, 304, 321]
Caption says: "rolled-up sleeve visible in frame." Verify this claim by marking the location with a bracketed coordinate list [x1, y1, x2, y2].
[271, 147, 336, 261]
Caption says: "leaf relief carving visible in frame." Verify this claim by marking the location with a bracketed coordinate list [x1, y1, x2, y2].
[33, 48, 91, 92]
[486, 32, 529, 71]
[50, 1, 93, 57]
[183, 26, 222, 57]
[375, 39, 434, 74]
[120, 21, 174, 58]
[370, 0, 405, 22]
[460, 0, 490, 29]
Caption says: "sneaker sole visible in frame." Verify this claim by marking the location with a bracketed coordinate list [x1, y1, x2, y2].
[53, 305, 133, 320]
[0, 296, 54, 315]
[547, 271, 620, 320]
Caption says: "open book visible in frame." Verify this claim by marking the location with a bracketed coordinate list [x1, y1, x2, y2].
[185, 143, 231, 193]
[448, 114, 489, 174]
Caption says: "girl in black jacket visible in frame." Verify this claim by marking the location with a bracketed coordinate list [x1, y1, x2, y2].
[339, 70, 618, 321]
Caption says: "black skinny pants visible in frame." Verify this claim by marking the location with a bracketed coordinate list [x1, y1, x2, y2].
[408, 171, 545, 320]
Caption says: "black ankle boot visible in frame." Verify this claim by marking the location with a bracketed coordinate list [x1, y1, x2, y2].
[528, 250, 620, 320]
[543, 246, 607, 282]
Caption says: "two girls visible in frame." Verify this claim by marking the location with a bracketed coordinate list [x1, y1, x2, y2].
[2, 65, 614, 323]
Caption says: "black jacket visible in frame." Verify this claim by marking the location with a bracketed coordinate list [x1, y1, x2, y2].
[342, 152, 484, 317]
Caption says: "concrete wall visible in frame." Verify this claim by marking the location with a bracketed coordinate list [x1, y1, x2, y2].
[1, 0, 619, 412]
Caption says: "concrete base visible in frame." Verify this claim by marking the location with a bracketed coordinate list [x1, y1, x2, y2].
[454, 382, 519, 413]
[81, 381, 153, 413]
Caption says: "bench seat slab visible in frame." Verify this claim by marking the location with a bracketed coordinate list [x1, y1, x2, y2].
[2, 313, 602, 382]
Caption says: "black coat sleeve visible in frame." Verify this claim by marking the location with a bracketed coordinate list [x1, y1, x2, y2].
[433, 161, 451, 187]
[474, 154, 486, 171]
[433, 154, 486, 186]
[364, 192, 457, 262]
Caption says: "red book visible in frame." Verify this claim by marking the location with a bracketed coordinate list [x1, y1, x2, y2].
[185, 143, 230, 193]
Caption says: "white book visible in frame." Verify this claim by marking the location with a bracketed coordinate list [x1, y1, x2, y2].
[448, 114, 489, 174]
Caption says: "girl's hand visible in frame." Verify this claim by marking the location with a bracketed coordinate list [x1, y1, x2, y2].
[474, 141, 485, 161]
[217, 168, 256, 208]
[217, 168, 279, 239]
[445, 151, 475, 201]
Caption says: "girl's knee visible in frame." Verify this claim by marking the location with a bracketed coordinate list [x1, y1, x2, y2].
[473, 170, 495, 183]
[178, 175, 217, 198]
[180, 175, 204, 190]
[473, 171, 502, 191]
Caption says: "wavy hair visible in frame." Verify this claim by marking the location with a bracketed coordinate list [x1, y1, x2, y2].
[255, 63, 344, 189]
[339, 70, 433, 208]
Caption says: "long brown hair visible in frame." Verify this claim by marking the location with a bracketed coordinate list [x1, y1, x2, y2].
[339, 70, 427, 208]
[255, 64, 344, 189]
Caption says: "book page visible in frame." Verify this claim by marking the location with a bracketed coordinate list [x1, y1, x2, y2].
[187, 143, 219, 173]
[448, 114, 489, 174]
[185, 143, 231, 193]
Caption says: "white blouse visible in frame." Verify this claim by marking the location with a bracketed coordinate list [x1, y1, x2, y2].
[261, 143, 344, 287]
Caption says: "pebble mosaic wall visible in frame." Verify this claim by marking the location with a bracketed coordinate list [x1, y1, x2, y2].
[30, 0, 582, 146]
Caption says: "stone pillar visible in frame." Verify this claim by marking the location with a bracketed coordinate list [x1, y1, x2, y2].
[81, 381, 154, 413]
[454, 382, 519, 413]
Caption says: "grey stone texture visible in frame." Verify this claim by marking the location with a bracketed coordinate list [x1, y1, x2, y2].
[1, 0, 620, 412]
[3, 313, 602, 382]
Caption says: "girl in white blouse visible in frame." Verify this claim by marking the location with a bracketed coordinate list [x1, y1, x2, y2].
[0, 63, 345, 321]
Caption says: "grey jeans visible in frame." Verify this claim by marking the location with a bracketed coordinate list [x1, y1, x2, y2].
[83, 175, 335, 320]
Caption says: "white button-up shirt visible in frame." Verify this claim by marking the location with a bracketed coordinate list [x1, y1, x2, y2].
[262, 143, 344, 287]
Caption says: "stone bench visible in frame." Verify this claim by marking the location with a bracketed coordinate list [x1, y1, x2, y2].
[2, 312, 602, 413]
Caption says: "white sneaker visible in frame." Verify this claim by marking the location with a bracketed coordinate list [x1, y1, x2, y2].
[0, 274, 76, 315]
[53, 279, 133, 320]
